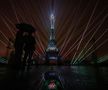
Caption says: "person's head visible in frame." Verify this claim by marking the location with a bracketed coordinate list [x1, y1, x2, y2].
[23, 32, 28, 36]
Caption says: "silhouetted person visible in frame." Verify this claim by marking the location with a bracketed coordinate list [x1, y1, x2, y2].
[14, 30, 24, 72]
[23, 32, 36, 71]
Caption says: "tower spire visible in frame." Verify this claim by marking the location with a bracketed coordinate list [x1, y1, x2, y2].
[50, 13, 55, 30]
[50, 13, 55, 40]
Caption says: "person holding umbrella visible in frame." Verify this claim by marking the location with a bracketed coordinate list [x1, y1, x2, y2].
[23, 32, 36, 71]
[15, 23, 36, 73]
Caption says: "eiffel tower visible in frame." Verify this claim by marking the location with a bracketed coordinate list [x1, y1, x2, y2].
[45, 13, 60, 64]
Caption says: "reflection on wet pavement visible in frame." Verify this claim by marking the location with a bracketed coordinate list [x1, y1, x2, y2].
[0, 65, 108, 90]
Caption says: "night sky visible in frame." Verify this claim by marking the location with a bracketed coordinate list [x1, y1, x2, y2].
[0, 0, 108, 63]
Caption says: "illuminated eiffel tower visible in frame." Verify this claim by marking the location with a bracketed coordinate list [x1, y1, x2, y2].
[45, 13, 60, 64]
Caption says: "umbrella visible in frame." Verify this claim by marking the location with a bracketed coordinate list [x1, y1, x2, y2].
[16, 23, 36, 33]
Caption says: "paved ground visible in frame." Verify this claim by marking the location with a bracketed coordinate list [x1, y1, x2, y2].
[0, 65, 108, 90]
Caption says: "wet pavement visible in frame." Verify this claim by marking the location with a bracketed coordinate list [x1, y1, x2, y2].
[0, 65, 108, 90]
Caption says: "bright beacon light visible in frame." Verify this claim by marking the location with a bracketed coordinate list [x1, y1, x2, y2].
[50, 13, 55, 29]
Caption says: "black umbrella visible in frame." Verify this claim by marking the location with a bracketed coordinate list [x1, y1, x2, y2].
[16, 23, 36, 33]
